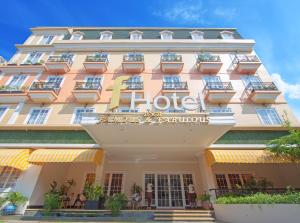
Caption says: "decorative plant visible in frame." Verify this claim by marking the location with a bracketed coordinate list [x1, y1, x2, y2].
[266, 114, 300, 161]
[43, 192, 61, 215]
[5, 192, 27, 206]
[131, 183, 143, 195]
[105, 193, 128, 216]
[84, 183, 104, 201]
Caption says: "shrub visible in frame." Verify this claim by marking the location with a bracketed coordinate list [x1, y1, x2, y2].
[43, 192, 61, 215]
[216, 192, 300, 204]
[5, 192, 27, 206]
[83, 183, 104, 201]
[105, 193, 128, 216]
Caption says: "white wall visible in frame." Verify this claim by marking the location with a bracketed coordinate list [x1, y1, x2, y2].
[214, 204, 300, 223]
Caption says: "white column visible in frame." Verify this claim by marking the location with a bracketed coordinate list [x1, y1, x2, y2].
[95, 151, 106, 185]
[198, 153, 216, 200]
[14, 164, 42, 214]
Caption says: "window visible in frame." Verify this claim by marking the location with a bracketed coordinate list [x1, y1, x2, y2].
[61, 53, 74, 64]
[209, 107, 232, 114]
[130, 31, 143, 40]
[104, 173, 124, 196]
[256, 108, 282, 125]
[39, 35, 54, 44]
[73, 107, 95, 124]
[126, 76, 142, 89]
[164, 75, 181, 88]
[100, 31, 113, 40]
[85, 173, 96, 185]
[220, 31, 234, 39]
[24, 52, 42, 64]
[26, 108, 50, 125]
[117, 107, 140, 113]
[228, 174, 242, 189]
[47, 76, 64, 87]
[84, 76, 102, 89]
[70, 32, 84, 40]
[0, 106, 8, 122]
[0, 167, 21, 191]
[215, 174, 228, 189]
[6, 75, 26, 89]
[241, 76, 262, 88]
[160, 30, 173, 40]
[204, 76, 223, 89]
[190, 31, 204, 40]
[241, 174, 253, 185]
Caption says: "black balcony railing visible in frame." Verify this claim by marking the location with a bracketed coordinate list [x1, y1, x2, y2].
[29, 81, 61, 95]
[161, 54, 182, 62]
[85, 54, 108, 63]
[0, 86, 26, 94]
[123, 54, 144, 62]
[123, 81, 144, 90]
[233, 55, 260, 64]
[74, 81, 102, 90]
[246, 82, 278, 91]
[204, 82, 233, 90]
[162, 81, 188, 90]
[47, 55, 73, 65]
[197, 54, 221, 62]
[210, 188, 300, 199]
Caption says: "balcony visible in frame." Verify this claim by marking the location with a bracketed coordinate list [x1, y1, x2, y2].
[160, 54, 184, 74]
[197, 54, 222, 73]
[28, 81, 60, 103]
[120, 81, 144, 103]
[122, 54, 145, 73]
[243, 82, 280, 103]
[83, 54, 108, 73]
[72, 81, 102, 103]
[0, 86, 28, 103]
[162, 81, 189, 98]
[0, 62, 45, 74]
[233, 55, 261, 74]
[45, 55, 72, 73]
[203, 82, 235, 103]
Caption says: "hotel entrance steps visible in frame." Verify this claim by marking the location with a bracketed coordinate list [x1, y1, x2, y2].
[153, 209, 215, 222]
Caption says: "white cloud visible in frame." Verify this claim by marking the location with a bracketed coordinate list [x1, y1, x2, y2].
[213, 7, 237, 20]
[271, 73, 300, 99]
[152, 0, 207, 24]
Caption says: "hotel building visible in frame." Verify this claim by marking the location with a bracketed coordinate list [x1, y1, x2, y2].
[0, 27, 299, 209]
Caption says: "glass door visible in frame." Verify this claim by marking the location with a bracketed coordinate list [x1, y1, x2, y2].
[146, 173, 194, 208]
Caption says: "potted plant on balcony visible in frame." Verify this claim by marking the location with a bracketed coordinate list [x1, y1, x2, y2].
[84, 183, 104, 210]
[130, 183, 142, 209]
[105, 193, 128, 216]
[2, 192, 27, 215]
[198, 193, 211, 210]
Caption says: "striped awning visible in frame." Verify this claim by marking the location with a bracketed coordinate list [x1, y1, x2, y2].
[0, 149, 30, 170]
[28, 149, 103, 165]
[206, 149, 292, 166]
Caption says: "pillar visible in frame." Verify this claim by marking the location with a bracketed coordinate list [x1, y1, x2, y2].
[95, 151, 106, 185]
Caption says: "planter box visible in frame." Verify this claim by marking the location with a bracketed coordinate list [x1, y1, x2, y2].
[214, 204, 300, 223]
[85, 200, 99, 210]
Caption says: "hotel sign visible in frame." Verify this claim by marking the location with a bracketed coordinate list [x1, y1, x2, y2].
[99, 112, 209, 125]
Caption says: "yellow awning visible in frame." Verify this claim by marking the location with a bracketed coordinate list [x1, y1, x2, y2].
[206, 149, 292, 166]
[28, 149, 103, 165]
[0, 149, 30, 170]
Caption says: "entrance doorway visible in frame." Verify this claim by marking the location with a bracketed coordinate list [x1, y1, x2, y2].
[144, 173, 194, 208]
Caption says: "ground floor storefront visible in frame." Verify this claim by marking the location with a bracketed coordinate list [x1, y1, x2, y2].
[4, 150, 299, 210]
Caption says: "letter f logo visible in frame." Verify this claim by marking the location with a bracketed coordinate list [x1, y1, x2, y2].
[107, 76, 131, 110]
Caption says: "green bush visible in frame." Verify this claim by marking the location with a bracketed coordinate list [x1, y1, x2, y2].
[43, 192, 61, 215]
[105, 193, 128, 216]
[5, 192, 27, 206]
[216, 192, 300, 204]
[83, 183, 104, 201]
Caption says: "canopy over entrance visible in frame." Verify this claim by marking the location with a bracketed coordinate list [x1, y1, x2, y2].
[0, 149, 30, 170]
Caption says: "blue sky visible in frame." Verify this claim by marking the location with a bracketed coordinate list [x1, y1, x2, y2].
[0, 0, 299, 120]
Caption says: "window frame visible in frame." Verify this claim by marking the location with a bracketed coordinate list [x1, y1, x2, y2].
[130, 31, 143, 40]
[103, 172, 125, 196]
[38, 35, 54, 45]
[190, 31, 204, 40]
[214, 172, 254, 190]
[23, 52, 43, 64]
[100, 31, 113, 40]
[160, 30, 173, 40]
[5, 74, 28, 89]
[0, 166, 22, 191]
[220, 31, 234, 39]
[0, 106, 9, 122]
[25, 107, 52, 125]
[256, 108, 282, 125]
[71, 107, 96, 124]
[70, 32, 84, 41]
